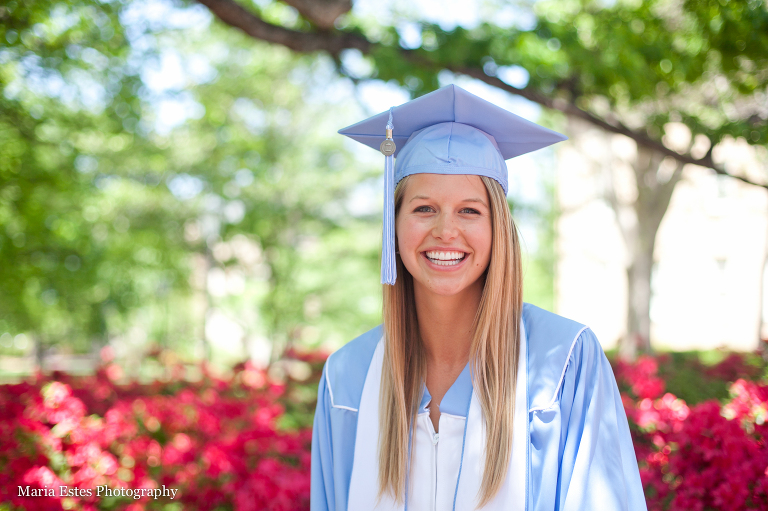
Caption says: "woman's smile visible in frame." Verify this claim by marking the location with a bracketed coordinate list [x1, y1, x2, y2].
[421, 249, 469, 269]
[423, 250, 467, 266]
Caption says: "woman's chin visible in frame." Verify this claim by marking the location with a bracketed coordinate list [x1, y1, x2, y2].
[415, 276, 481, 299]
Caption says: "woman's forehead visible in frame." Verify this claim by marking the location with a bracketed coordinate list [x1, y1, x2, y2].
[402, 174, 489, 202]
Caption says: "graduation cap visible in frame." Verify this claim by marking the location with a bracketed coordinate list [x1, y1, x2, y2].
[339, 84, 567, 285]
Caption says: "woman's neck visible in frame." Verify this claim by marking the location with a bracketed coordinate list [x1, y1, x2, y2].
[415, 278, 484, 432]
[414, 279, 483, 369]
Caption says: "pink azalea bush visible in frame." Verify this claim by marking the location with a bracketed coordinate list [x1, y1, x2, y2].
[614, 354, 768, 510]
[1, 347, 766, 510]
[0, 351, 325, 511]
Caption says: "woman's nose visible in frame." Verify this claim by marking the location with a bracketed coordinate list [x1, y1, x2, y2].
[432, 213, 459, 240]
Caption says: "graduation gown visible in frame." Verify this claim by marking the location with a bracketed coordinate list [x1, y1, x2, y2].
[311, 303, 647, 511]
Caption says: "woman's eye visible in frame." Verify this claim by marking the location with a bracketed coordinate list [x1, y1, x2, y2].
[460, 208, 480, 214]
[414, 206, 433, 213]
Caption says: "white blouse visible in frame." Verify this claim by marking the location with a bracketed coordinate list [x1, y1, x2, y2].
[409, 392, 468, 510]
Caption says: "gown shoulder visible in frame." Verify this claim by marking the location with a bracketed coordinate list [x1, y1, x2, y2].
[523, 302, 591, 412]
[323, 324, 382, 412]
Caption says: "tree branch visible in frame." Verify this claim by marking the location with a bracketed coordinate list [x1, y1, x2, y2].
[455, 68, 767, 190]
[281, 0, 352, 30]
[196, 0, 369, 54]
[196, 0, 768, 191]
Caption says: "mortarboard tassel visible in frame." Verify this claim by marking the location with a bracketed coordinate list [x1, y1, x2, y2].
[380, 108, 397, 285]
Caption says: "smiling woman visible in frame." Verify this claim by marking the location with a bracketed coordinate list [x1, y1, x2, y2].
[311, 85, 648, 511]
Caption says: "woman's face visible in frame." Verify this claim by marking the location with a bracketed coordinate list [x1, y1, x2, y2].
[396, 173, 492, 299]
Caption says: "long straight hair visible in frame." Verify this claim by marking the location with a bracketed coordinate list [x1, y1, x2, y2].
[378, 175, 523, 507]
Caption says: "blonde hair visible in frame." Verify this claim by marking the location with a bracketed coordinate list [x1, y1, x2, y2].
[378, 175, 523, 507]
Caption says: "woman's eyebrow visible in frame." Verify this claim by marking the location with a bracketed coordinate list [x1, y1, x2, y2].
[408, 195, 488, 207]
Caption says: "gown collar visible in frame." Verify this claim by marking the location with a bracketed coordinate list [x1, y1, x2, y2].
[418, 362, 473, 417]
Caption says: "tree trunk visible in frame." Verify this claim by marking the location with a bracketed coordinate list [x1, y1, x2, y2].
[202, 249, 214, 361]
[625, 252, 653, 358]
[760, 257, 768, 350]
[607, 145, 684, 360]
[34, 335, 44, 372]
[760, 207, 768, 351]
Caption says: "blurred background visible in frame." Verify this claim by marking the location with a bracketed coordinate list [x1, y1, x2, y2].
[2, 1, 768, 509]
[1, 0, 767, 379]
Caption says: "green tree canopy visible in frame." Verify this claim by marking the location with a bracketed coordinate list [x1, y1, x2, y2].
[197, 0, 767, 185]
[0, 0, 383, 367]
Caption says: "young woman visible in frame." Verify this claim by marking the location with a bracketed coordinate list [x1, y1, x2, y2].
[311, 85, 647, 511]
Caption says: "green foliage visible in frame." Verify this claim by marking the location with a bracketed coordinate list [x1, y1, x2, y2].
[0, 0, 383, 363]
[656, 350, 765, 405]
[609, 348, 767, 404]
[6, 0, 766, 364]
[344, 0, 767, 148]
[158, 27, 383, 356]
[0, 0, 191, 352]
[532, 0, 768, 144]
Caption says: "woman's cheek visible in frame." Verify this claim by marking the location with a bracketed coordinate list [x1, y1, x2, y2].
[398, 218, 427, 246]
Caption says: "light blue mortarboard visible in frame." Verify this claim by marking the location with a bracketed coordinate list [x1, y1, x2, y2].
[339, 84, 567, 285]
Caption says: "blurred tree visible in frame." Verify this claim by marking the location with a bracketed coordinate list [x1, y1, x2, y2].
[0, 0, 193, 364]
[536, 0, 768, 358]
[161, 26, 383, 361]
[196, 0, 768, 357]
[0, 0, 383, 370]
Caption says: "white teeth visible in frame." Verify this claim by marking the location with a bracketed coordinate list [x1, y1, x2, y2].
[425, 251, 465, 260]
[425, 251, 466, 265]
[430, 259, 461, 266]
